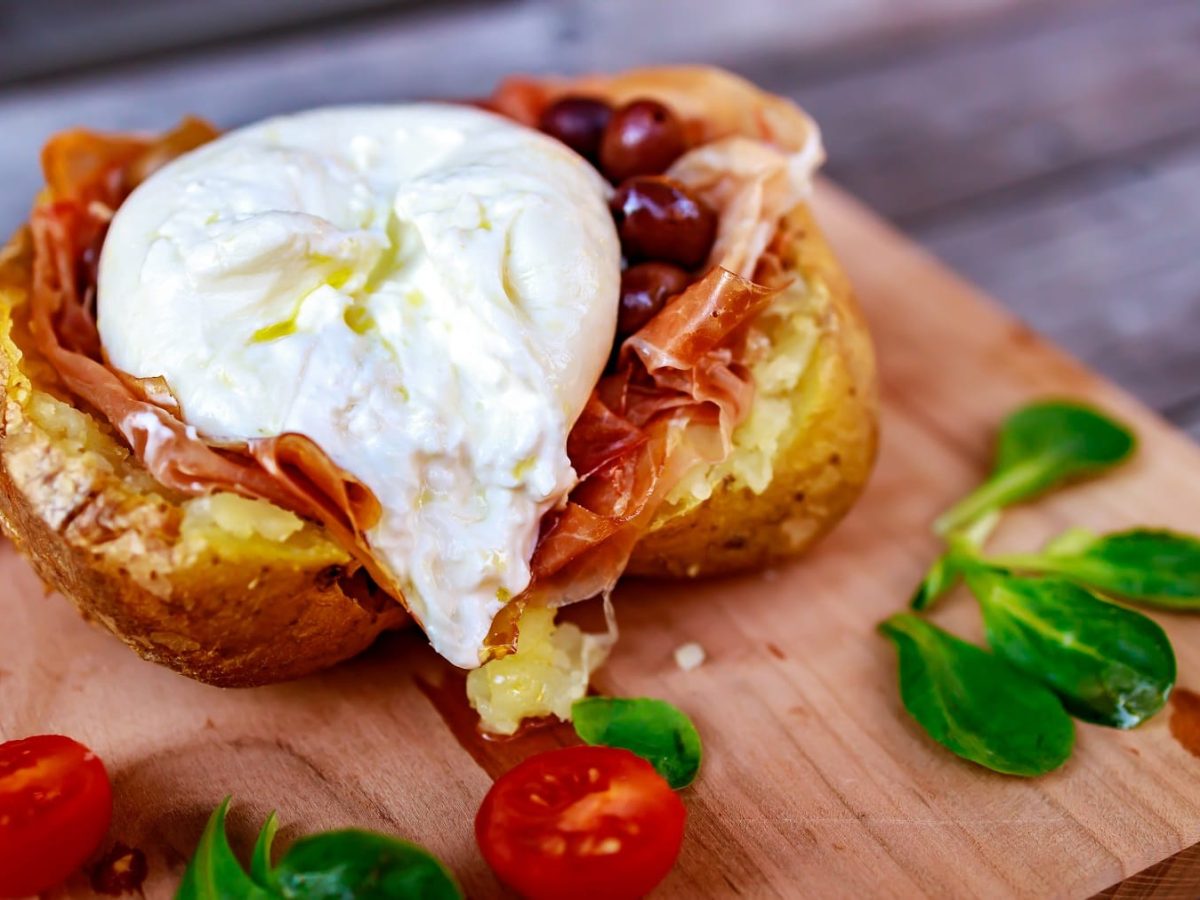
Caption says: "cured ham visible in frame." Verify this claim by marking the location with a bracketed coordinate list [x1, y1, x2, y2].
[28, 123, 391, 591]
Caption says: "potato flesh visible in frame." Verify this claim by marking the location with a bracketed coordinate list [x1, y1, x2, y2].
[465, 607, 610, 735]
[2, 265, 349, 580]
[663, 276, 822, 511]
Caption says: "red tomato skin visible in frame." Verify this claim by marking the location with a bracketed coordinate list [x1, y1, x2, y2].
[0, 735, 113, 898]
[476, 745, 686, 900]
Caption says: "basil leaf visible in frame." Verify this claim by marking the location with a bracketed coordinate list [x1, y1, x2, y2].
[250, 812, 279, 887]
[571, 697, 702, 788]
[178, 801, 460, 900]
[993, 529, 1200, 610]
[176, 798, 273, 900]
[879, 614, 1074, 776]
[935, 401, 1135, 535]
[272, 830, 462, 900]
[967, 572, 1175, 728]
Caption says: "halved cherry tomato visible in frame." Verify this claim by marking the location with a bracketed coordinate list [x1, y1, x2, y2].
[476, 745, 686, 900]
[0, 735, 113, 897]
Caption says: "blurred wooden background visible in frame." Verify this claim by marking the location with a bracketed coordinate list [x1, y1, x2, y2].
[0, 0, 1196, 441]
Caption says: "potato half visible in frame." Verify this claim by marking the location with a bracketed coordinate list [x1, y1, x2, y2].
[0, 198, 875, 685]
[627, 203, 878, 577]
[0, 232, 407, 686]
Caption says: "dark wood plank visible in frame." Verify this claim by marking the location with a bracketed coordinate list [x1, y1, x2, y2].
[0, 0, 446, 84]
[0, 0, 1073, 88]
[548, 0, 1071, 74]
[0, 0, 1086, 232]
[1167, 396, 1200, 444]
[915, 142, 1200, 432]
[1096, 842, 1200, 899]
[774, 0, 1200, 223]
[724, 0, 1200, 439]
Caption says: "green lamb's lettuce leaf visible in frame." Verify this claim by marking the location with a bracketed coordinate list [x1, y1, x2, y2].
[894, 400, 1185, 778]
[989, 528, 1200, 610]
[879, 613, 1074, 776]
[910, 552, 963, 612]
[911, 511, 1001, 611]
[176, 798, 273, 900]
[966, 571, 1175, 728]
[271, 831, 462, 900]
[571, 697, 702, 789]
[176, 800, 461, 900]
[249, 811, 279, 887]
[1040, 526, 1099, 557]
[935, 401, 1135, 535]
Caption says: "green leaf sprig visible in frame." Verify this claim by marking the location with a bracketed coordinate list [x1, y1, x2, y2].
[934, 401, 1135, 536]
[911, 510, 999, 611]
[177, 798, 463, 900]
[571, 697, 702, 789]
[879, 614, 1074, 776]
[966, 572, 1174, 727]
[885, 399, 1190, 776]
[983, 528, 1200, 610]
[179, 798, 270, 899]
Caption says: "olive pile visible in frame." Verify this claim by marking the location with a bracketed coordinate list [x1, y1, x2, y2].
[539, 96, 717, 338]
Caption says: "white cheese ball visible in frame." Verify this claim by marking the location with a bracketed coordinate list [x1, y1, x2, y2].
[98, 104, 621, 667]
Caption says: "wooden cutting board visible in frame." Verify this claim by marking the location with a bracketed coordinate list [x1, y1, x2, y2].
[3, 182, 1199, 899]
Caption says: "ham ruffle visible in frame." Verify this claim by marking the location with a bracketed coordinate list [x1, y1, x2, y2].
[28, 121, 393, 592]
[484, 67, 822, 653]
[23, 67, 822, 661]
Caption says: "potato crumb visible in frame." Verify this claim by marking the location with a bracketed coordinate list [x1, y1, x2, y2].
[674, 642, 706, 671]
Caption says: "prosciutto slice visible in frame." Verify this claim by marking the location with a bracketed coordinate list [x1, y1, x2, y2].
[27, 123, 393, 591]
[485, 68, 819, 652]
[520, 269, 777, 605]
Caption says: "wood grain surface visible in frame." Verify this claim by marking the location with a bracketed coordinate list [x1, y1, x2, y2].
[1097, 843, 1200, 900]
[3, 183, 1198, 899]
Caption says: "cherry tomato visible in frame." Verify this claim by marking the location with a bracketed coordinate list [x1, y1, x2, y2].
[0, 735, 113, 897]
[476, 746, 686, 900]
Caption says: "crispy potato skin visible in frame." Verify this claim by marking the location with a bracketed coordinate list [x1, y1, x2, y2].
[0, 235, 407, 686]
[0, 200, 875, 686]
[627, 203, 879, 577]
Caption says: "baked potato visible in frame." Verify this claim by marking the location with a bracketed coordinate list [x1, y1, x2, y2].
[627, 203, 877, 577]
[0, 231, 408, 687]
[0, 69, 877, 687]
